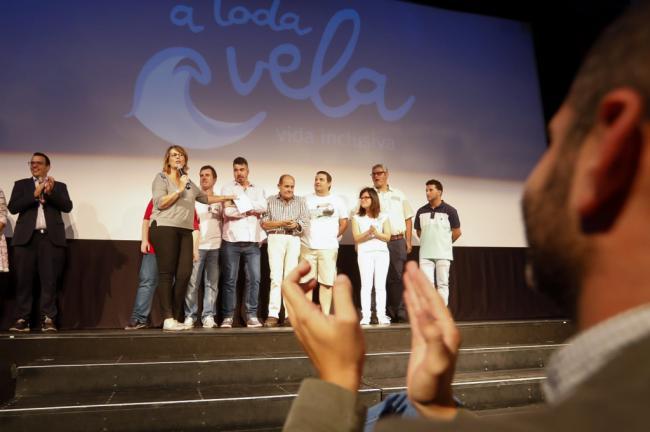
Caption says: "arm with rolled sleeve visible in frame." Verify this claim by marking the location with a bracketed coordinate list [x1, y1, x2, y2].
[295, 197, 310, 234]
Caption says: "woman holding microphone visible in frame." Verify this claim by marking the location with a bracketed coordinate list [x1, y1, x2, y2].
[149, 145, 234, 331]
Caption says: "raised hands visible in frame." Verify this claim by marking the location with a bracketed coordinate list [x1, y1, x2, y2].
[282, 260, 365, 392]
[403, 261, 461, 419]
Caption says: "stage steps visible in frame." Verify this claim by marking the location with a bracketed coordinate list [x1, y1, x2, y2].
[0, 320, 573, 431]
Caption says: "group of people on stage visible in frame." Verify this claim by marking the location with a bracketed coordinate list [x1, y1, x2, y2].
[4, 147, 461, 332]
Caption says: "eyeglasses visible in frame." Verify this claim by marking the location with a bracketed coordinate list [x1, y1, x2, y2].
[28, 161, 45, 166]
[371, 171, 386, 176]
[360, 196, 372, 200]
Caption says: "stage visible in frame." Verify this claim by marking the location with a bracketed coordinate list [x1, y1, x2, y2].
[0, 320, 573, 431]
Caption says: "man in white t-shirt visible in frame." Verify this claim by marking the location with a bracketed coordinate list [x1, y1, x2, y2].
[300, 171, 348, 315]
[184, 165, 223, 329]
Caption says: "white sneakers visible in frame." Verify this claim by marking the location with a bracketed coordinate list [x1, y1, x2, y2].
[202, 316, 216, 328]
[183, 317, 195, 329]
[220, 317, 233, 328]
[359, 316, 391, 326]
[246, 317, 263, 328]
[377, 316, 392, 326]
[162, 318, 187, 331]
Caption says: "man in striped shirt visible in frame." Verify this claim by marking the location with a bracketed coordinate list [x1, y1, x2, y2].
[261, 174, 310, 327]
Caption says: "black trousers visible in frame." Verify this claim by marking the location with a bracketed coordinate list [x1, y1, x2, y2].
[148, 223, 193, 321]
[13, 231, 65, 321]
[386, 238, 407, 321]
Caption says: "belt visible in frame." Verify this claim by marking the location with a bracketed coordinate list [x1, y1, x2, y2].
[267, 230, 300, 236]
[35, 229, 48, 234]
[390, 234, 404, 241]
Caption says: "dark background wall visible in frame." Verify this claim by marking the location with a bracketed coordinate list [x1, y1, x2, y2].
[0, 242, 564, 329]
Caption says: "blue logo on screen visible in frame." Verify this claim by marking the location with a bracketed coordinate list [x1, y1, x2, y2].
[127, 1, 415, 150]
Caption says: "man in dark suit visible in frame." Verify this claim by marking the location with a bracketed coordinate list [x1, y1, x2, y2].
[8, 152, 73, 332]
[281, 3, 650, 431]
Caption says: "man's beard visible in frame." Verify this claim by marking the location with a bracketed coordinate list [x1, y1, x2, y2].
[521, 157, 588, 319]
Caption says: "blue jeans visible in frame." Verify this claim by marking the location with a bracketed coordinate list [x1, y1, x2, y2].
[220, 241, 260, 319]
[184, 248, 220, 320]
[130, 253, 158, 323]
[364, 392, 418, 432]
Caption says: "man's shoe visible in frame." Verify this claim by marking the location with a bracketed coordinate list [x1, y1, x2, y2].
[42, 317, 57, 332]
[183, 317, 195, 329]
[202, 316, 216, 328]
[247, 317, 263, 328]
[220, 317, 233, 328]
[377, 316, 392, 326]
[162, 318, 186, 331]
[360, 318, 370, 326]
[283, 317, 292, 327]
[124, 320, 148, 330]
[9, 319, 30, 332]
[264, 317, 279, 328]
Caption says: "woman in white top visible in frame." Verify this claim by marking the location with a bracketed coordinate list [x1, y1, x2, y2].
[352, 188, 392, 325]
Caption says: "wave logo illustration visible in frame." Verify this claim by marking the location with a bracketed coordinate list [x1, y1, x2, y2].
[126, 47, 266, 150]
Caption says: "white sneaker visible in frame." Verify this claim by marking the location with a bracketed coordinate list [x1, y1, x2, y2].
[163, 318, 186, 331]
[247, 317, 263, 328]
[360, 318, 370, 326]
[220, 317, 233, 328]
[377, 316, 392, 326]
[202, 316, 216, 328]
[183, 317, 195, 329]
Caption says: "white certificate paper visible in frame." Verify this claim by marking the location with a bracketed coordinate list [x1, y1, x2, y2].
[234, 193, 253, 214]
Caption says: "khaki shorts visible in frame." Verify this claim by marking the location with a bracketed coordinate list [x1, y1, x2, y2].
[300, 246, 338, 286]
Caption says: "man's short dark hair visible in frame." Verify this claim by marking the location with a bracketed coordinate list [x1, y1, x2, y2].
[316, 170, 332, 184]
[426, 179, 443, 193]
[200, 165, 217, 178]
[567, 3, 650, 148]
[32, 152, 50, 166]
[233, 157, 248, 167]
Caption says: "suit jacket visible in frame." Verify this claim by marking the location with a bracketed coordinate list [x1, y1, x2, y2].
[8, 178, 73, 247]
[283, 334, 650, 432]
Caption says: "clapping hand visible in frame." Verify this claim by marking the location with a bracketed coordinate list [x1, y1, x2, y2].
[34, 179, 47, 202]
[43, 176, 55, 195]
[282, 260, 365, 392]
[403, 261, 461, 419]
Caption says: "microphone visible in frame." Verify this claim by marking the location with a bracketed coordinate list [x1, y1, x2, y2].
[176, 164, 191, 190]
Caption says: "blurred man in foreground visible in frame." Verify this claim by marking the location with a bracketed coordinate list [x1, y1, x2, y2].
[281, 4, 650, 431]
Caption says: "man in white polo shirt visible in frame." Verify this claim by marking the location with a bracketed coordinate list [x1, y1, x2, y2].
[300, 171, 348, 315]
[415, 179, 461, 306]
[372, 163, 414, 323]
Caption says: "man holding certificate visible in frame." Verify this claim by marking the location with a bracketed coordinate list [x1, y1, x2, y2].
[220, 157, 267, 328]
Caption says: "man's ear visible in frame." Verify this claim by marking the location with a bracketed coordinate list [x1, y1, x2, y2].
[577, 88, 644, 233]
